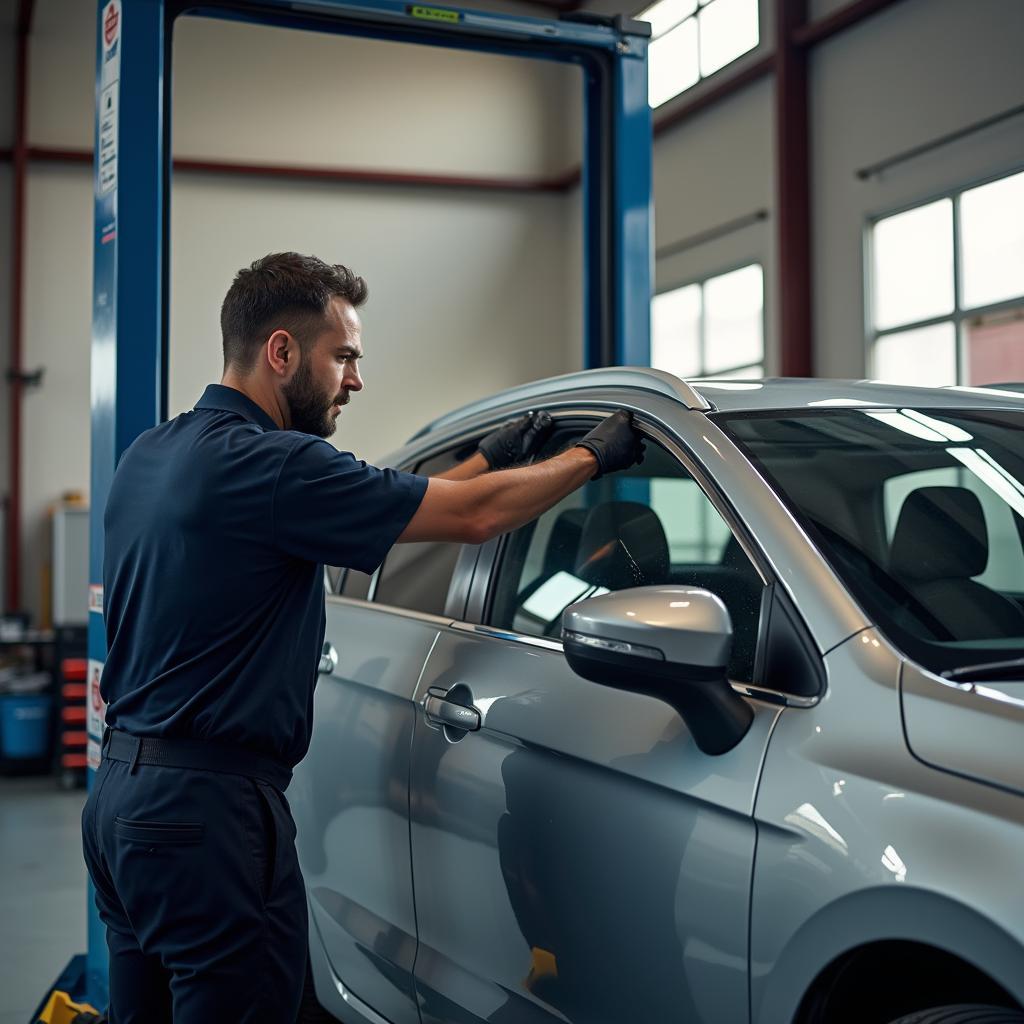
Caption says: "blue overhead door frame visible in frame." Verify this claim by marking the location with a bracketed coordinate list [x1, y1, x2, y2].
[89, 0, 650, 1006]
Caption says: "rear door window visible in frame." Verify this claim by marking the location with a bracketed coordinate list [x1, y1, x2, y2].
[372, 441, 478, 617]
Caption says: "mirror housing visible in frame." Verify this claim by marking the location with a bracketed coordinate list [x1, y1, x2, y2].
[562, 586, 754, 755]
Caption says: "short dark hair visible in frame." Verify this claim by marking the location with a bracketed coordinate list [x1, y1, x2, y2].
[220, 252, 368, 371]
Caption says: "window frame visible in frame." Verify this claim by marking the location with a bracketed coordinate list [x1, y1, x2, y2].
[467, 406, 816, 699]
[324, 436, 483, 621]
[637, 0, 762, 109]
[652, 260, 767, 379]
[864, 164, 1024, 386]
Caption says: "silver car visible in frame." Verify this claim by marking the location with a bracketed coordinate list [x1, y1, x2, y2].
[292, 368, 1024, 1024]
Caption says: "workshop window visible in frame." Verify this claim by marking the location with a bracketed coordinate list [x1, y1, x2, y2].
[868, 168, 1024, 387]
[651, 263, 764, 379]
[639, 0, 759, 108]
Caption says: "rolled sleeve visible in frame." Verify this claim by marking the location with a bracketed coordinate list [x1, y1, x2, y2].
[272, 438, 428, 573]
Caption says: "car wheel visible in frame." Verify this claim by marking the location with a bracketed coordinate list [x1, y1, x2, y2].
[887, 1006, 1024, 1024]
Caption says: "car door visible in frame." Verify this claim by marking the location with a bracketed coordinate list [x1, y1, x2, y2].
[407, 413, 787, 1024]
[290, 443, 476, 1024]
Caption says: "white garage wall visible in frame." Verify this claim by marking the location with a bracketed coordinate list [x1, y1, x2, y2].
[1, 12, 15, 600]
[15, 0, 582, 621]
[168, 174, 577, 459]
[21, 163, 93, 623]
[652, 76, 775, 369]
[0, 162, 11, 582]
[810, 0, 1024, 377]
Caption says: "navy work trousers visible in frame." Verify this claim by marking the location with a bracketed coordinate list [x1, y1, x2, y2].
[81, 749, 307, 1022]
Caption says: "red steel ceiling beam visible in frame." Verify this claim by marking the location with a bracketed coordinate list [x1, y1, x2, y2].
[27, 146, 576, 192]
[7, 0, 34, 614]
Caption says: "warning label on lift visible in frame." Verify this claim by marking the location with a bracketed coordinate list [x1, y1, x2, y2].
[87, 660, 107, 770]
[99, 83, 118, 195]
[407, 5, 462, 24]
[99, 0, 121, 197]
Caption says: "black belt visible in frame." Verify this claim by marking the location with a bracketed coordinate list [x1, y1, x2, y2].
[102, 729, 291, 792]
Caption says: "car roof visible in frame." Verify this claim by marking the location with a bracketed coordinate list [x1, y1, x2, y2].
[692, 377, 1024, 413]
[412, 367, 1024, 439]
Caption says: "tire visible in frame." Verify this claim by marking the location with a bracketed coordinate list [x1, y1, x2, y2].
[887, 1006, 1024, 1024]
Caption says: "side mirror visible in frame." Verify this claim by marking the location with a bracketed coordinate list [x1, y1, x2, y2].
[562, 586, 754, 755]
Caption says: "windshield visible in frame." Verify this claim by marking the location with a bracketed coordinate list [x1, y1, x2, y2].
[718, 408, 1024, 676]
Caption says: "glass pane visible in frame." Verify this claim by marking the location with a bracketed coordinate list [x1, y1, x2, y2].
[873, 199, 954, 330]
[873, 322, 957, 386]
[490, 439, 763, 680]
[637, 0, 698, 39]
[649, 17, 699, 108]
[374, 543, 461, 616]
[961, 170, 1024, 310]
[703, 264, 763, 373]
[722, 408, 1024, 676]
[651, 283, 701, 377]
[966, 307, 1024, 386]
[699, 0, 759, 78]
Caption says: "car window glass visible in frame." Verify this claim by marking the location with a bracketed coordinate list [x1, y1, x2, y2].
[372, 442, 476, 617]
[720, 408, 1024, 676]
[488, 431, 763, 682]
[884, 467, 1024, 593]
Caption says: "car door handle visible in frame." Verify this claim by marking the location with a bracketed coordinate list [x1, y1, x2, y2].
[424, 695, 481, 732]
[318, 642, 338, 676]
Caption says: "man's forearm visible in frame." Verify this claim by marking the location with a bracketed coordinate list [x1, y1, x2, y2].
[433, 452, 489, 481]
[467, 447, 596, 539]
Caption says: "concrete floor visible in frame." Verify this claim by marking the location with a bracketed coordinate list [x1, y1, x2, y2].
[0, 776, 88, 1024]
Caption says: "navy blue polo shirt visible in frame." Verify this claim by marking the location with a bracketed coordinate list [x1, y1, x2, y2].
[101, 384, 427, 768]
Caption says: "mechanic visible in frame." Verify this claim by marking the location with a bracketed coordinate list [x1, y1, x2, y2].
[81, 251, 645, 1022]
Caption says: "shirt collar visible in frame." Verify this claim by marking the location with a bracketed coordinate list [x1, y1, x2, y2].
[194, 384, 281, 432]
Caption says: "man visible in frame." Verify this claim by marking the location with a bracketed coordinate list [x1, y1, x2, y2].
[81, 252, 644, 1022]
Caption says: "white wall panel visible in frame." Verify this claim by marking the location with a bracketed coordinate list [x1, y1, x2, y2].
[811, 0, 1024, 377]
[28, 0, 578, 179]
[172, 18, 575, 177]
[0, 164, 12, 565]
[169, 174, 578, 462]
[652, 76, 776, 370]
[21, 163, 92, 621]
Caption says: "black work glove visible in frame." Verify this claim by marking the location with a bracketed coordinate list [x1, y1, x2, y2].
[575, 410, 645, 478]
[478, 411, 554, 470]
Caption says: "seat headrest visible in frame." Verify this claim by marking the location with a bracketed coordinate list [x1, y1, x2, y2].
[574, 501, 669, 591]
[890, 486, 988, 581]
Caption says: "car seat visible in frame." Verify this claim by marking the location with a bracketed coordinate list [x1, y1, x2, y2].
[574, 501, 670, 591]
[889, 486, 1024, 640]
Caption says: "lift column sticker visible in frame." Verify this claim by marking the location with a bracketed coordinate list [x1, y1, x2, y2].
[99, 0, 120, 201]
[87, 659, 107, 770]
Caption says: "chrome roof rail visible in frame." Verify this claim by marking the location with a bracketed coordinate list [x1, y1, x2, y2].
[411, 367, 711, 439]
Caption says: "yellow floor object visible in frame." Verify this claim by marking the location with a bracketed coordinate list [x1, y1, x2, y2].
[35, 990, 101, 1024]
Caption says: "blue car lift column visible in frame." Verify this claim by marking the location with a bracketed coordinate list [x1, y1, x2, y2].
[86, 0, 651, 1009]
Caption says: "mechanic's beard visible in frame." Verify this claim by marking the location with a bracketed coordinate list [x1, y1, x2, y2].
[282, 359, 340, 438]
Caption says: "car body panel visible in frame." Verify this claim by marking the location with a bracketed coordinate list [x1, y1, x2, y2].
[291, 598, 442, 1024]
[901, 660, 1024, 799]
[293, 372, 1024, 1023]
[408, 624, 782, 1024]
[750, 628, 1024, 1024]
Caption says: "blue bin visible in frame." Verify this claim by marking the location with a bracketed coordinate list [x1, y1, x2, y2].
[0, 693, 52, 759]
